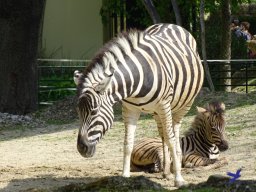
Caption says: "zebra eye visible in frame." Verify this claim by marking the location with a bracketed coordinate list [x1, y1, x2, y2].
[91, 109, 98, 115]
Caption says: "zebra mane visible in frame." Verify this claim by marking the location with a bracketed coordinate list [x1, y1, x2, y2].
[79, 29, 141, 88]
[185, 101, 225, 136]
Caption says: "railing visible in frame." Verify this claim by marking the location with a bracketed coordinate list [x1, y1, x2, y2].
[38, 59, 90, 105]
[38, 59, 256, 105]
[207, 59, 256, 93]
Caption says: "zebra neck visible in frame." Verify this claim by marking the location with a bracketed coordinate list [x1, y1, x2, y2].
[106, 86, 126, 105]
[189, 132, 219, 158]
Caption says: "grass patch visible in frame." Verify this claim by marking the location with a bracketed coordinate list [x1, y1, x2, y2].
[227, 125, 243, 133]
[232, 78, 256, 92]
[251, 130, 256, 136]
[0, 124, 31, 132]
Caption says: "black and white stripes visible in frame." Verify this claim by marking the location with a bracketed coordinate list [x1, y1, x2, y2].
[130, 101, 229, 173]
[74, 23, 204, 187]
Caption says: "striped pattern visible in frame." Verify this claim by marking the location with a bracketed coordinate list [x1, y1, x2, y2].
[131, 101, 229, 172]
[74, 23, 204, 187]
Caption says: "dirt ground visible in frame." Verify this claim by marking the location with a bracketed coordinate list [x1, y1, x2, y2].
[0, 110, 256, 191]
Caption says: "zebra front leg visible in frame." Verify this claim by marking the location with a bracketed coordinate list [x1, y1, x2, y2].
[162, 141, 171, 179]
[184, 155, 228, 170]
[173, 102, 194, 165]
[183, 154, 218, 168]
[122, 105, 140, 177]
[158, 106, 186, 187]
[173, 122, 182, 164]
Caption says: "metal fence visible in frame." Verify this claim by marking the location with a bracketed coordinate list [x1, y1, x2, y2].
[38, 59, 89, 105]
[38, 59, 256, 105]
[207, 59, 256, 93]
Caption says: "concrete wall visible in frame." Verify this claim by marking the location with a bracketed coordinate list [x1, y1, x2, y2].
[42, 0, 103, 59]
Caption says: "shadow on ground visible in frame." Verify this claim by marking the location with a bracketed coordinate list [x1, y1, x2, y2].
[3, 175, 168, 192]
[3, 174, 255, 192]
[1, 91, 255, 141]
[181, 175, 256, 192]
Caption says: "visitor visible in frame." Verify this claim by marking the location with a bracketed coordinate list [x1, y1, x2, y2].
[231, 21, 252, 41]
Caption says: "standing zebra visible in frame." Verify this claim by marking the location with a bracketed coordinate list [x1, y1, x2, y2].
[74, 24, 204, 187]
[131, 101, 229, 173]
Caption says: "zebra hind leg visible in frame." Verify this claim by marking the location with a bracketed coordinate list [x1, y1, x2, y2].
[122, 106, 141, 178]
[153, 114, 172, 179]
[195, 157, 229, 171]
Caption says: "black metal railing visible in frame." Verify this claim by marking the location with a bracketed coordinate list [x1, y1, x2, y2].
[38, 59, 89, 105]
[207, 59, 256, 93]
[38, 59, 256, 105]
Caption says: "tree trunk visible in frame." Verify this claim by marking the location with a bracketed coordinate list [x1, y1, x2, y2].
[191, 1, 197, 36]
[0, 0, 46, 114]
[141, 0, 161, 24]
[220, 0, 232, 92]
[200, 0, 215, 92]
[170, 0, 182, 26]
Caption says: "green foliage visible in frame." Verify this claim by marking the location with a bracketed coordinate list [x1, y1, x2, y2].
[101, 0, 256, 59]
[100, 0, 125, 24]
[39, 74, 76, 103]
[125, 0, 152, 29]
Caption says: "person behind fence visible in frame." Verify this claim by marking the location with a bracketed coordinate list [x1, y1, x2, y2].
[231, 21, 252, 41]
[231, 21, 256, 58]
[247, 35, 256, 59]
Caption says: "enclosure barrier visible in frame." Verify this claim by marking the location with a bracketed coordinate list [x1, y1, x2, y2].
[38, 59, 256, 105]
[38, 59, 90, 105]
[207, 59, 256, 93]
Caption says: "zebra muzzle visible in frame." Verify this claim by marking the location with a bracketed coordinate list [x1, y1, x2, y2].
[218, 139, 229, 151]
[77, 135, 96, 158]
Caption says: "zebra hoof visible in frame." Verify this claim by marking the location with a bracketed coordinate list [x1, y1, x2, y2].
[122, 172, 130, 178]
[174, 179, 188, 188]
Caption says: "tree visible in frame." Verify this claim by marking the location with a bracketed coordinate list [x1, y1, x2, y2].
[170, 0, 182, 26]
[200, 0, 215, 91]
[220, 0, 232, 92]
[141, 0, 161, 24]
[0, 0, 46, 114]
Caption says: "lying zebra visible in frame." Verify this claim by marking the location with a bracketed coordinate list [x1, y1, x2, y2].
[131, 101, 229, 173]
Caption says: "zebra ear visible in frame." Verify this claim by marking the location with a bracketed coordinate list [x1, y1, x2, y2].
[94, 74, 113, 94]
[74, 70, 83, 86]
[196, 106, 207, 113]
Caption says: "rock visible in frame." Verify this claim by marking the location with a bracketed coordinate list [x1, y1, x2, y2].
[0, 112, 44, 129]
[207, 174, 230, 184]
[0, 96, 78, 129]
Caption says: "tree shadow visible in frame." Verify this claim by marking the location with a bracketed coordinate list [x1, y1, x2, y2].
[3, 175, 170, 192]
[4, 173, 256, 192]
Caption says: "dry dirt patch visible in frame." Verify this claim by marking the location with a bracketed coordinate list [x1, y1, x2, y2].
[0, 102, 256, 191]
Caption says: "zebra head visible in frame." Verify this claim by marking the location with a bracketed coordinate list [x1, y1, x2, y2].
[74, 70, 114, 158]
[196, 101, 229, 151]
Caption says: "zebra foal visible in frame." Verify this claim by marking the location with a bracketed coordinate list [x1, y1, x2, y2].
[131, 101, 229, 173]
[74, 24, 204, 187]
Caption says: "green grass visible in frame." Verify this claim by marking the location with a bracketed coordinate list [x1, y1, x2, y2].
[0, 124, 31, 132]
[227, 125, 243, 133]
[251, 130, 256, 136]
